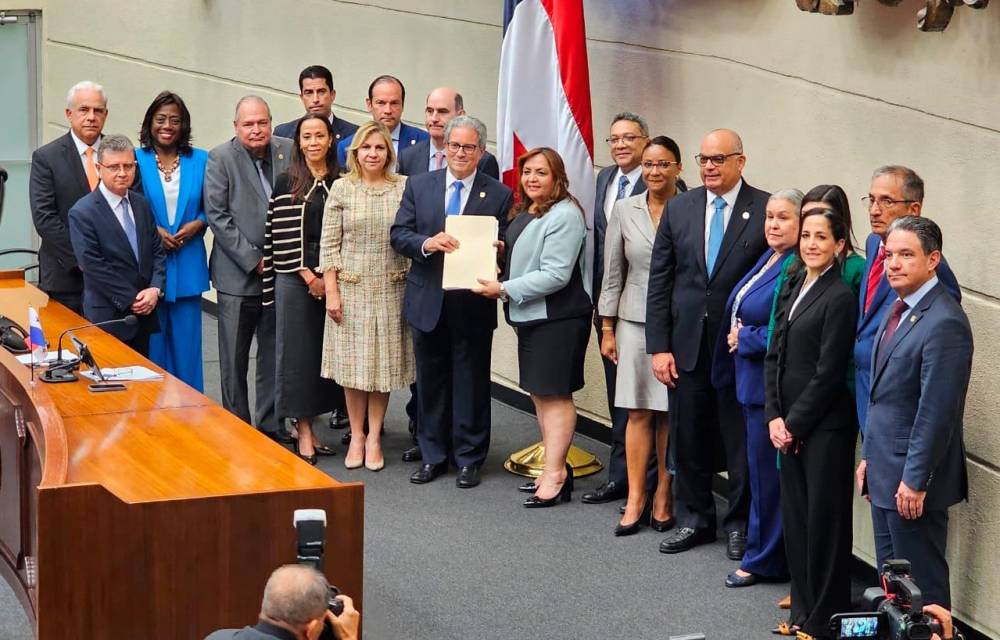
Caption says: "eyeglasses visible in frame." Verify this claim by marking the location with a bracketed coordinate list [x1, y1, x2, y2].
[153, 115, 183, 126]
[862, 196, 916, 210]
[446, 142, 479, 154]
[605, 134, 646, 146]
[641, 161, 680, 171]
[695, 153, 742, 167]
[99, 163, 137, 174]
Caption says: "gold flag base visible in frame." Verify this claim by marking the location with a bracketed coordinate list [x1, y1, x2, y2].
[503, 442, 604, 478]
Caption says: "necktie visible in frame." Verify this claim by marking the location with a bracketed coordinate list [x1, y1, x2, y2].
[84, 146, 99, 191]
[119, 199, 140, 261]
[616, 174, 629, 201]
[434, 151, 445, 170]
[254, 158, 272, 198]
[876, 299, 908, 364]
[446, 181, 464, 215]
[864, 245, 886, 314]
[706, 196, 726, 275]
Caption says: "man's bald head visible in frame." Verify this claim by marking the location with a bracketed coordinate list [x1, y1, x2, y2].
[424, 87, 466, 144]
[699, 128, 747, 195]
[260, 565, 329, 628]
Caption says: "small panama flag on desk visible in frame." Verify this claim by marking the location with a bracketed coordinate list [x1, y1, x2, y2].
[26, 306, 47, 364]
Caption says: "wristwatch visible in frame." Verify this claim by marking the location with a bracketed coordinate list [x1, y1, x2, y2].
[498, 283, 509, 302]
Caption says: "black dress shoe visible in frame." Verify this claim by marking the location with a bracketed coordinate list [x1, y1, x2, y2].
[581, 481, 626, 504]
[314, 444, 337, 456]
[328, 409, 350, 429]
[410, 462, 447, 484]
[517, 481, 538, 494]
[523, 463, 574, 508]
[614, 499, 652, 537]
[401, 445, 423, 462]
[727, 531, 748, 561]
[725, 570, 758, 588]
[658, 527, 716, 554]
[456, 465, 481, 489]
[340, 431, 352, 446]
[264, 429, 295, 445]
[650, 515, 676, 532]
[297, 452, 317, 465]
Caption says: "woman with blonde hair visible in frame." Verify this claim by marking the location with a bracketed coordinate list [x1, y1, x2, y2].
[319, 120, 414, 472]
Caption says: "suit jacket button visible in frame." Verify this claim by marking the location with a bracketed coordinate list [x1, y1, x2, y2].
[706, 290, 712, 296]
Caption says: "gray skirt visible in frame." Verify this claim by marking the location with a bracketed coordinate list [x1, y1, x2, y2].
[614, 319, 668, 412]
[275, 272, 344, 418]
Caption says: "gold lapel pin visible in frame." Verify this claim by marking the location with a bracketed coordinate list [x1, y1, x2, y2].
[910, 316, 916, 323]
[479, 191, 486, 198]
[741, 211, 750, 220]
[278, 154, 284, 160]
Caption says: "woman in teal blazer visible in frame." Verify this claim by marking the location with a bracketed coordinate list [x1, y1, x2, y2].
[135, 91, 210, 390]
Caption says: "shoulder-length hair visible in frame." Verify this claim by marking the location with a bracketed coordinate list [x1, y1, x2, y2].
[345, 120, 399, 183]
[286, 114, 340, 201]
[138, 91, 193, 155]
[510, 147, 584, 220]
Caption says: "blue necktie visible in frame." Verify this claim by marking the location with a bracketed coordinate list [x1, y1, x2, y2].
[446, 181, 464, 215]
[706, 196, 726, 275]
[120, 199, 140, 261]
[616, 175, 629, 201]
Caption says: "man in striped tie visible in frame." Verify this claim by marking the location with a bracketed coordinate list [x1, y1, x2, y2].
[853, 166, 961, 436]
[67, 134, 165, 356]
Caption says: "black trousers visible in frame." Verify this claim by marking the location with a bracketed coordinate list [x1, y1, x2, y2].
[412, 296, 493, 469]
[216, 292, 277, 433]
[781, 428, 855, 637]
[669, 326, 749, 532]
[871, 505, 950, 607]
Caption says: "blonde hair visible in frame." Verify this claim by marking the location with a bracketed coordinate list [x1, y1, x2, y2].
[345, 120, 399, 182]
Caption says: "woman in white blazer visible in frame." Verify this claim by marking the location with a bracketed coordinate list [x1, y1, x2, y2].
[598, 136, 685, 536]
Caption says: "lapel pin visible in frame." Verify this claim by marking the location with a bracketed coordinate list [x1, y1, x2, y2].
[410, 140, 416, 145]
[278, 153, 284, 160]
[479, 191, 486, 198]
[741, 211, 750, 220]
[910, 316, 916, 323]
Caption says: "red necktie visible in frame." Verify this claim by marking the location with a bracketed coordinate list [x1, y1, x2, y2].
[864, 245, 886, 314]
[876, 299, 908, 364]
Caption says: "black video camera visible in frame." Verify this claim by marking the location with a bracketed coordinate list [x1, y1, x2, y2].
[294, 509, 345, 640]
[829, 560, 942, 640]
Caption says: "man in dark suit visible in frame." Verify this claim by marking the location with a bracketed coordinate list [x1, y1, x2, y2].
[855, 166, 960, 436]
[858, 216, 972, 608]
[582, 112, 649, 505]
[390, 116, 513, 488]
[396, 87, 500, 463]
[336, 75, 428, 168]
[30, 80, 110, 314]
[646, 129, 767, 557]
[67, 134, 165, 356]
[205, 96, 293, 442]
[398, 87, 499, 179]
[273, 65, 357, 146]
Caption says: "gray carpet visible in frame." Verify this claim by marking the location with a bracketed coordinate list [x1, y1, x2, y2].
[0, 313, 795, 639]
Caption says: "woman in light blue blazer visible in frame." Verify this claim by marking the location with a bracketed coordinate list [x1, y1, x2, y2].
[135, 91, 210, 390]
[476, 147, 591, 509]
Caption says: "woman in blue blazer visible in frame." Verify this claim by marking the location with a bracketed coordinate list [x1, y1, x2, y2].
[475, 147, 592, 509]
[135, 91, 210, 390]
[712, 189, 802, 588]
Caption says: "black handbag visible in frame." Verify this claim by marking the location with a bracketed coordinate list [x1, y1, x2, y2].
[0, 315, 29, 354]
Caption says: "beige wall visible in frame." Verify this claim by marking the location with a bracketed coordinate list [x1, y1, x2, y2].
[19, 0, 999, 634]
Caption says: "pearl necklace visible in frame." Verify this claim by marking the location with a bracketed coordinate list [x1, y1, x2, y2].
[156, 153, 180, 182]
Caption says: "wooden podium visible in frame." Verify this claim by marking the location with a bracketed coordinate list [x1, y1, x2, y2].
[0, 273, 363, 639]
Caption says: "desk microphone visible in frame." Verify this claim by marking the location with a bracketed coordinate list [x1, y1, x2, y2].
[40, 315, 138, 383]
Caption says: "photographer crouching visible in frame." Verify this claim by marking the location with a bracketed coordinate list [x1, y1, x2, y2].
[205, 565, 359, 640]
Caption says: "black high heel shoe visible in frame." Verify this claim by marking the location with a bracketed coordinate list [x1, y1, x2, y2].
[517, 481, 538, 494]
[614, 497, 653, 536]
[650, 513, 676, 532]
[523, 463, 574, 508]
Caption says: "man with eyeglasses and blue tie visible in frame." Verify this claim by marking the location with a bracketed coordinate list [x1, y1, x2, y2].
[68, 134, 165, 356]
[646, 129, 767, 558]
[391, 116, 513, 488]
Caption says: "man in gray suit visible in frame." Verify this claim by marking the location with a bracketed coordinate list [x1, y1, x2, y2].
[857, 216, 972, 608]
[205, 96, 293, 440]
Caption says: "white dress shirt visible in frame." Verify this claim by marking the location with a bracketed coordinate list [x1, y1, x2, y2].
[704, 179, 742, 264]
[161, 165, 181, 226]
[603, 163, 643, 223]
[443, 169, 477, 214]
[70, 130, 101, 173]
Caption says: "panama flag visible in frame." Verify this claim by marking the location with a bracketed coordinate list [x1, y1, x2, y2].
[26, 306, 47, 361]
[497, 0, 596, 273]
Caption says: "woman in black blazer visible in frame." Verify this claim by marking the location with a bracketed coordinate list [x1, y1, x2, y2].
[765, 207, 858, 639]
